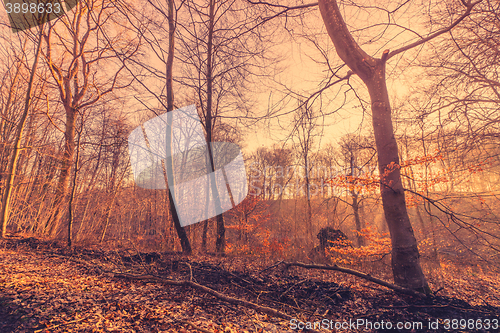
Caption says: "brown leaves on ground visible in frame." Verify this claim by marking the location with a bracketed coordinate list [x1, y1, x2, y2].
[1, 238, 499, 333]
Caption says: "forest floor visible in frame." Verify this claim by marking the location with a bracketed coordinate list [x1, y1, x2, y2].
[0, 237, 499, 333]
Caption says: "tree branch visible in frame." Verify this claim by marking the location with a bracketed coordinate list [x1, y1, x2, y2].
[111, 272, 293, 320]
[387, 0, 483, 60]
[280, 262, 426, 297]
[247, 0, 318, 10]
[318, 0, 376, 82]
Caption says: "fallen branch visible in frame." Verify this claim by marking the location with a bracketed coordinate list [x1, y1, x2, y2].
[47, 252, 305, 326]
[259, 260, 284, 275]
[112, 272, 326, 332]
[280, 262, 426, 297]
[112, 272, 292, 320]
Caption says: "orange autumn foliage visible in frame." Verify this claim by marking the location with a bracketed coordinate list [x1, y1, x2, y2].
[326, 227, 391, 265]
[226, 195, 289, 257]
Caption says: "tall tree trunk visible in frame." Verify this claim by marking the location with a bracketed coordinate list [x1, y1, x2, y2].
[0, 50, 23, 193]
[318, 0, 429, 291]
[45, 106, 77, 235]
[205, 0, 226, 253]
[165, 0, 191, 253]
[1, 30, 43, 238]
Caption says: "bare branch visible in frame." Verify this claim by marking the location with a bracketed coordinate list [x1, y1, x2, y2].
[280, 262, 426, 297]
[387, 0, 483, 60]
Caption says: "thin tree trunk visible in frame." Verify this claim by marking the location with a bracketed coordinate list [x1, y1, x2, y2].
[100, 175, 124, 243]
[164, 0, 191, 253]
[352, 193, 364, 247]
[201, 220, 209, 252]
[205, 0, 226, 253]
[76, 195, 91, 240]
[318, 0, 429, 291]
[1, 30, 43, 238]
[305, 158, 312, 243]
[68, 125, 83, 247]
[0, 51, 23, 197]
[350, 155, 364, 247]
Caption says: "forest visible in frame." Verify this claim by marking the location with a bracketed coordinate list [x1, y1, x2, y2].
[0, 0, 499, 332]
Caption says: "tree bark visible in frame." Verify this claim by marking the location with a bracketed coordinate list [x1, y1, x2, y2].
[318, 0, 429, 291]
[44, 106, 76, 235]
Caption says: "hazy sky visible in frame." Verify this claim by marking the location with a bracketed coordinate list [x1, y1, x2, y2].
[0, 0, 436, 157]
[242, 0, 430, 154]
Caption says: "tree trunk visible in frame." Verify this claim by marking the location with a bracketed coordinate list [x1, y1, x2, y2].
[205, 0, 225, 253]
[201, 219, 209, 252]
[45, 106, 77, 235]
[305, 158, 312, 243]
[1, 31, 43, 238]
[367, 72, 429, 290]
[318, 0, 429, 291]
[350, 153, 364, 247]
[68, 127, 83, 247]
[352, 193, 364, 247]
[165, 0, 192, 253]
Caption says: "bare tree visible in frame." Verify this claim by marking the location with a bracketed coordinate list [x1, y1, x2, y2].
[99, 116, 130, 243]
[415, 0, 500, 172]
[398, 0, 500, 259]
[176, 0, 276, 252]
[292, 102, 320, 243]
[164, 0, 192, 253]
[317, 0, 482, 291]
[1, 28, 44, 238]
[113, 0, 193, 252]
[338, 134, 376, 247]
[41, 0, 137, 237]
